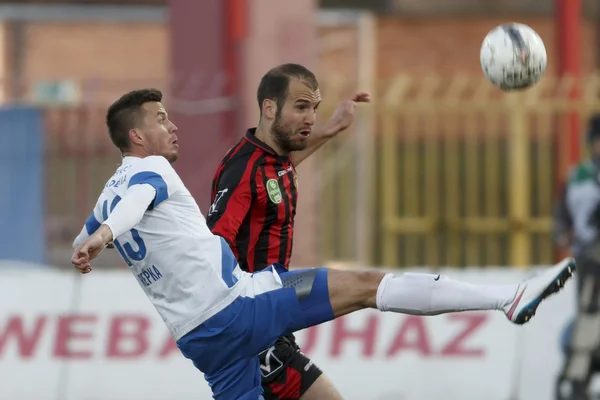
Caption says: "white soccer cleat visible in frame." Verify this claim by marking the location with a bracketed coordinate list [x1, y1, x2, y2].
[503, 257, 576, 325]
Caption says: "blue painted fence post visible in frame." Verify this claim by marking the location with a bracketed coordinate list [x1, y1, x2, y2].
[0, 106, 45, 265]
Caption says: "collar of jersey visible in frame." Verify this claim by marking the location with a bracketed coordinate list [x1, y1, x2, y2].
[244, 128, 278, 155]
[121, 155, 142, 164]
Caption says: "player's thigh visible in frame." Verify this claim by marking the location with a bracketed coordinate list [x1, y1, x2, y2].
[176, 299, 265, 398]
[178, 269, 329, 370]
[249, 266, 332, 340]
[300, 375, 344, 400]
[193, 354, 263, 399]
[261, 347, 333, 400]
[269, 267, 337, 334]
[210, 357, 263, 400]
[282, 267, 386, 321]
[252, 266, 385, 339]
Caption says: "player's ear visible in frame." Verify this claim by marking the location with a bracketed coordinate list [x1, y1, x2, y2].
[262, 99, 277, 120]
[129, 128, 143, 146]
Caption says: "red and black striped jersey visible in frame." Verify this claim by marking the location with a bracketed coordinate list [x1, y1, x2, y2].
[207, 128, 298, 272]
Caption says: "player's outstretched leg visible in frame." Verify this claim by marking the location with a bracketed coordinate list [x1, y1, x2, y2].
[176, 258, 575, 399]
[376, 257, 575, 324]
[281, 257, 576, 335]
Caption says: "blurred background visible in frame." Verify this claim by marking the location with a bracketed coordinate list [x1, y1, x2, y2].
[1, 0, 599, 399]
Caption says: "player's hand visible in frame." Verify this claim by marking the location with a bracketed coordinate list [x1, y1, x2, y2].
[71, 225, 112, 274]
[322, 92, 371, 137]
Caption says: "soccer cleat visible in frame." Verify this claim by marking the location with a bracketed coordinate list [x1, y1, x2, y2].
[504, 257, 576, 325]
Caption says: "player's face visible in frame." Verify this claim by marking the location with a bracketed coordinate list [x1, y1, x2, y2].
[138, 102, 179, 162]
[271, 79, 321, 153]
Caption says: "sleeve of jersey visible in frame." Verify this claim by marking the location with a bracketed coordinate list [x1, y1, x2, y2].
[206, 164, 254, 249]
[103, 184, 156, 239]
[74, 202, 104, 248]
[127, 156, 178, 210]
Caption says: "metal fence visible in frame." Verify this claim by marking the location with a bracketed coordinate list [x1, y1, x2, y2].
[317, 74, 600, 269]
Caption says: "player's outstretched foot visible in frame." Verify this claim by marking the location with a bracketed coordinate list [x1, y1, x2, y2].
[503, 257, 576, 325]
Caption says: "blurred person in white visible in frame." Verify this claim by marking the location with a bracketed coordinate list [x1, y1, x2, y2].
[554, 115, 600, 400]
[71, 88, 575, 400]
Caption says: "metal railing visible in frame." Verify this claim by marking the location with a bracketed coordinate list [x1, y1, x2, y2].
[318, 74, 600, 268]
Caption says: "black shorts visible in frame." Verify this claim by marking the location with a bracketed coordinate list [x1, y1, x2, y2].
[259, 335, 322, 400]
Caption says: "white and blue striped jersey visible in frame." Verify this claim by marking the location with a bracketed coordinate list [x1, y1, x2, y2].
[81, 155, 251, 340]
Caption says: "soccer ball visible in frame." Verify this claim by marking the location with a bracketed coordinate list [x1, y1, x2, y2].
[480, 23, 547, 91]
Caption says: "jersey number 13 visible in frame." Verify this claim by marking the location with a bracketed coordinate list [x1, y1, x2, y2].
[103, 197, 147, 266]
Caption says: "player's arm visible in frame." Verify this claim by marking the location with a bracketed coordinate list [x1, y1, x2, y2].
[72, 156, 178, 272]
[290, 125, 339, 167]
[73, 220, 93, 250]
[291, 92, 370, 166]
[86, 184, 156, 247]
[206, 161, 255, 252]
[72, 200, 106, 250]
[101, 156, 177, 240]
[71, 184, 156, 273]
[102, 184, 156, 241]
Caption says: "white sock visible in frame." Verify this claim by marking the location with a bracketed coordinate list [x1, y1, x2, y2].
[376, 272, 519, 315]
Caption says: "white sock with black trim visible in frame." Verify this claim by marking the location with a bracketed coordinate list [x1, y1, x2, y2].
[376, 272, 518, 315]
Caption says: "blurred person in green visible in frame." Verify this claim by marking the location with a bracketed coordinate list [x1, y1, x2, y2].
[554, 115, 600, 263]
[554, 114, 600, 400]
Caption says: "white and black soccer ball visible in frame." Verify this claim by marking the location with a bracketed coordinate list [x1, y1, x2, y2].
[480, 23, 547, 91]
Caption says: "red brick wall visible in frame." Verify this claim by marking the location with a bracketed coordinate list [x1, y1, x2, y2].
[10, 17, 596, 105]
[375, 17, 597, 77]
[20, 21, 167, 102]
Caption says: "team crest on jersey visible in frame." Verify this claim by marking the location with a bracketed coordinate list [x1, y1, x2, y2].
[266, 179, 282, 204]
[293, 174, 298, 190]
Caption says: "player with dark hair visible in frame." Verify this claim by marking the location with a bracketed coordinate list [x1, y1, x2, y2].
[104, 89, 174, 160]
[207, 63, 368, 399]
[73, 87, 574, 400]
[205, 64, 572, 399]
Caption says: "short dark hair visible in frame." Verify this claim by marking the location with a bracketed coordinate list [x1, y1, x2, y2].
[256, 64, 318, 115]
[106, 88, 163, 151]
